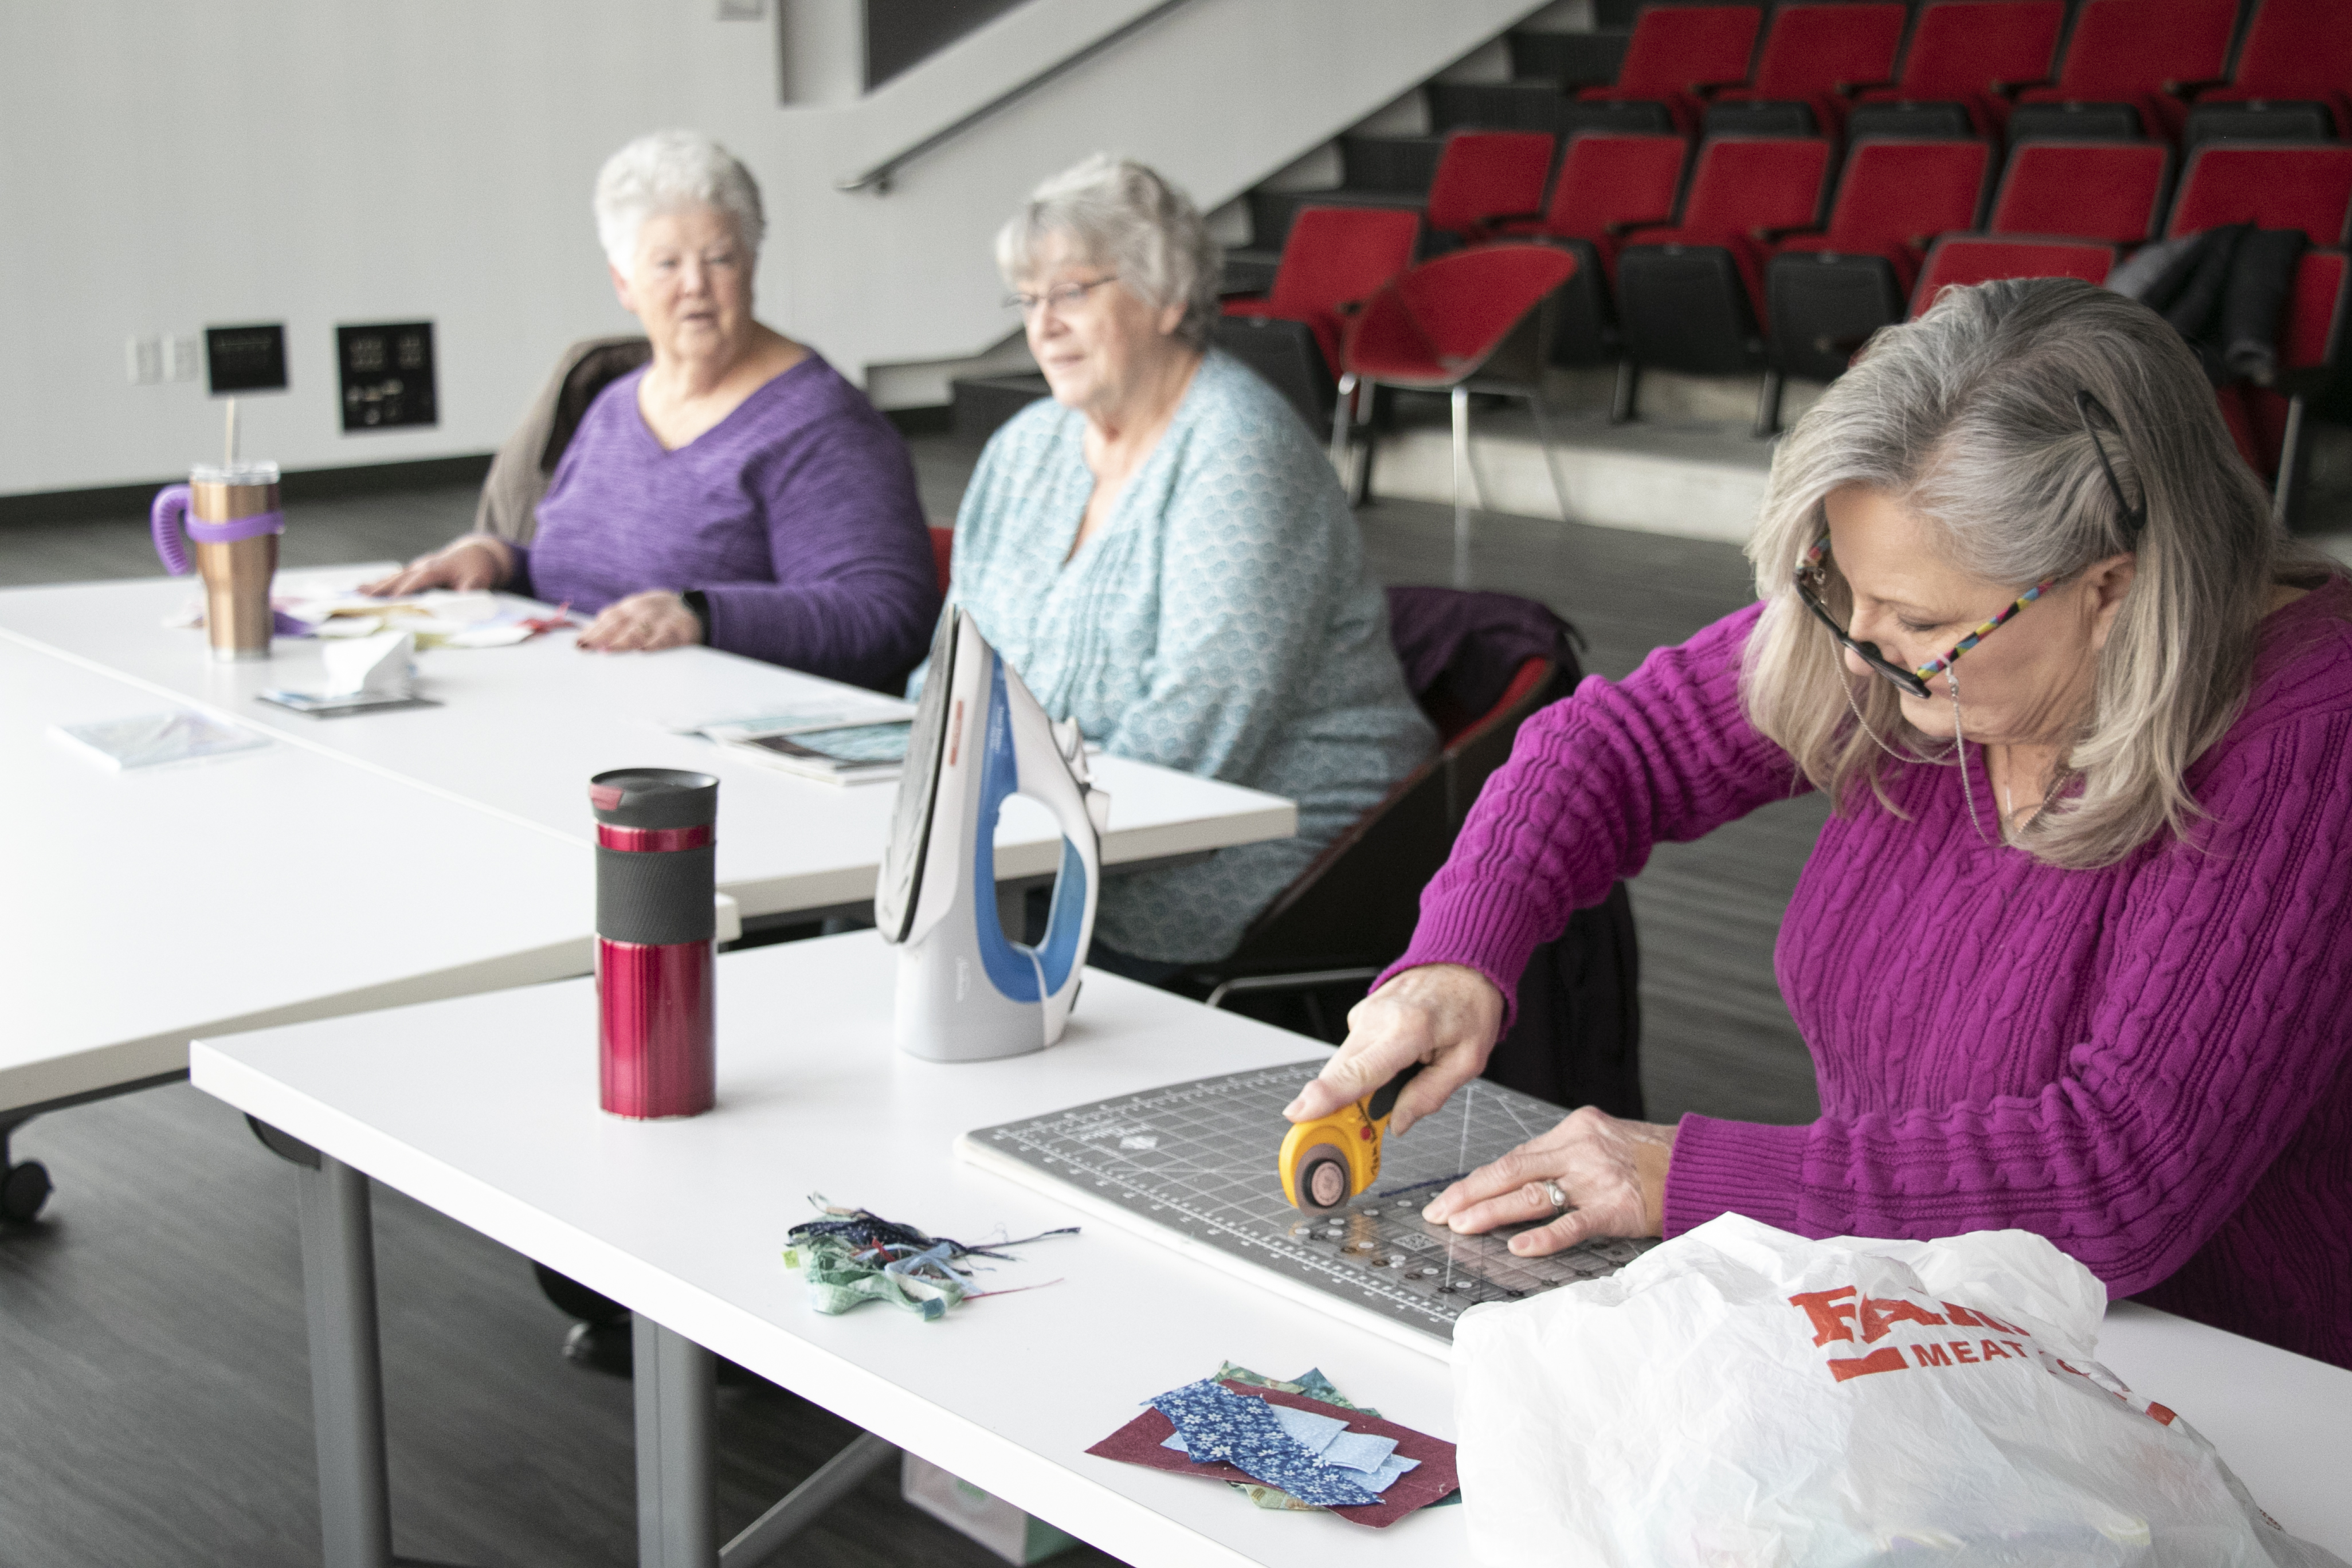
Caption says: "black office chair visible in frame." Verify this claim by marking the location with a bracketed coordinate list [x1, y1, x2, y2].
[1183, 587, 1643, 1118]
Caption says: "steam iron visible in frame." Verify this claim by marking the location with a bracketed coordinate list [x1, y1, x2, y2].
[876, 609, 1108, 1061]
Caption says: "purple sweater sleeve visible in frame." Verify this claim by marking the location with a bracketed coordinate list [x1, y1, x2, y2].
[691, 415, 940, 691]
[1668, 701, 2352, 1297]
[1381, 602, 1808, 1022]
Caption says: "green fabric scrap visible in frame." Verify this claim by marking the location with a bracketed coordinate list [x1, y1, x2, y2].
[782, 1237, 969, 1320]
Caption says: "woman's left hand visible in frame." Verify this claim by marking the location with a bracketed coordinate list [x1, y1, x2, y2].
[575, 590, 702, 653]
[1421, 1107, 1679, 1257]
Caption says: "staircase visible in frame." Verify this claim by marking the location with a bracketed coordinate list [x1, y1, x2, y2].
[948, 5, 1793, 544]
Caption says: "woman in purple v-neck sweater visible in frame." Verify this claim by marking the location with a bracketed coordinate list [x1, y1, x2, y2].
[364, 130, 936, 691]
[1288, 281, 2352, 1367]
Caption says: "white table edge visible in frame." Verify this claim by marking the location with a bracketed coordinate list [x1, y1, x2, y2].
[188, 1040, 1265, 1568]
[4, 937, 590, 1117]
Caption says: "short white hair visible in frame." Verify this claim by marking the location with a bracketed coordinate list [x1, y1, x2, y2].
[593, 129, 766, 271]
[995, 155, 1221, 348]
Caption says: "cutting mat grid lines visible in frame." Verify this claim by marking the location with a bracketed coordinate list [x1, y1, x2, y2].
[963, 1063, 1653, 1343]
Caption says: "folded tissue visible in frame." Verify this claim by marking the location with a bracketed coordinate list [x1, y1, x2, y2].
[321, 630, 417, 697]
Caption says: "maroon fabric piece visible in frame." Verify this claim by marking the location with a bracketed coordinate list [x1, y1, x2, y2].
[1086, 1381, 1460, 1528]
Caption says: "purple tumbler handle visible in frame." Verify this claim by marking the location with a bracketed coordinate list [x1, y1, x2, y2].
[150, 484, 284, 577]
[151, 484, 194, 577]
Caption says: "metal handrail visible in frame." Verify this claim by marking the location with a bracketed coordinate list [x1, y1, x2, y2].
[836, 0, 1200, 194]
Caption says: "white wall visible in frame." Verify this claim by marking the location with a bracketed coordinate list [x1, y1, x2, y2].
[0, 0, 1553, 497]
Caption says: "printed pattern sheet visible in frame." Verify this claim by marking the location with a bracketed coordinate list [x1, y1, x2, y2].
[967, 1061, 1655, 1344]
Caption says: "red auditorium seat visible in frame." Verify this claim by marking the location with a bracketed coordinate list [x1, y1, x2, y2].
[1706, 2, 1909, 140]
[1849, 1, 2066, 140]
[1496, 132, 1690, 367]
[2009, 0, 2237, 145]
[2167, 142, 2352, 244]
[1424, 131, 1557, 245]
[2186, 0, 2352, 145]
[1766, 138, 1994, 388]
[1988, 140, 2171, 243]
[1332, 245, 1581, 569]
[1575, 3, 1763, 136]
[1498, 132, 1688, 277]
[1613, 136, 1834, 422]
[1221, 205, 1420, 377]
[1910, 235, 2119, 311]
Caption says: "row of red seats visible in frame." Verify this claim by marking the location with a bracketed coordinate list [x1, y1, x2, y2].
[1577, 0, 2350, 151]
[1231, 130, 2350, 387]
[1222, 131, 2349, 523]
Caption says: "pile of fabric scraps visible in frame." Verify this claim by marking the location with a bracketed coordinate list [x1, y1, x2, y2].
[781, 1198, 1076, 1322]
[1087, 1364, 1460, 1528]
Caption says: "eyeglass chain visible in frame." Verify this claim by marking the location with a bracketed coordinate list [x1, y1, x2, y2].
[1840, 668, 2067, 848]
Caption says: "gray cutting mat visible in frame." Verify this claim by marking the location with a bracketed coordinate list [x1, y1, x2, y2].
[957, 1060, 1655, 1352]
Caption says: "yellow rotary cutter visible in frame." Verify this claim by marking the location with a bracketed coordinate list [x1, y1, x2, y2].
[1278, 1062, 1425, 1213]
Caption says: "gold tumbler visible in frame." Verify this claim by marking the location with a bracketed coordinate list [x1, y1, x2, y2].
[152, 461, 282, 661]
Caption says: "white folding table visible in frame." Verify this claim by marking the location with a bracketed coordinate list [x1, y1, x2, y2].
[0, 570, 1297, 920]
[190, 932, 2352, 1568]
[0, 634, 596, 1211]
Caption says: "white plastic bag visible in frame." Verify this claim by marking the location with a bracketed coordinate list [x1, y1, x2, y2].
[1454, 1214, 2342, 1567]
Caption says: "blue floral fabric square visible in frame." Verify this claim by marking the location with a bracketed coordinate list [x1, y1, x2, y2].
[1147, 1379, 1379, 1508]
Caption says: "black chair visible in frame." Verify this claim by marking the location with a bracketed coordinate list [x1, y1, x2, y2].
[1183, 587, 1644, 1118]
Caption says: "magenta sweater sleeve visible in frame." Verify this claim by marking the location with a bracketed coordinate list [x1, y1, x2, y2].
[1379, 602, 1809, 1022]
[1667, 699, 2352, 1299]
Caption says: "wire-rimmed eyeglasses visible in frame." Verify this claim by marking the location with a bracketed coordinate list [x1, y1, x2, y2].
[1004, 276, 1120, 319]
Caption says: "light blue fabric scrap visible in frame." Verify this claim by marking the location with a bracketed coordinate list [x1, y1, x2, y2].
[1320, 1431, 1400, 1474]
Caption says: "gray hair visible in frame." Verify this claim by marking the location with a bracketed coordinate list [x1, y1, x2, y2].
[1742, 277, 2339, 868]
[594, 129, 766, 272]
[996, 155, 1221, 348]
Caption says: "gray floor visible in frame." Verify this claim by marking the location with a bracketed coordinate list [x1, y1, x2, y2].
[0, 448, 1824, 1567]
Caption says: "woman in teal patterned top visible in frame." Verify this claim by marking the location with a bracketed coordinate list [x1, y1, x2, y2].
[914, 155, 1436, 972]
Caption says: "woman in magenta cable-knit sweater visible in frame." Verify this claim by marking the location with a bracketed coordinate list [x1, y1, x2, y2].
[1287, 279, 2352, 1367]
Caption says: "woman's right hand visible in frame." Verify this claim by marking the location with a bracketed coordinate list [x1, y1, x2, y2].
[1281, 963, 1506, 1137]
[359, 535, 515, 597]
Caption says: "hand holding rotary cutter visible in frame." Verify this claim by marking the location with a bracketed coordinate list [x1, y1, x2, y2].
[1278, 1061, 1426, 1213]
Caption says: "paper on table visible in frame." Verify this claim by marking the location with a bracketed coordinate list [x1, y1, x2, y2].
[49, 710, 272, 771]
[673, 693, 917, 738]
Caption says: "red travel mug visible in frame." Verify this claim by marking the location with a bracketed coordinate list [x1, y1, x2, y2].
[589, 769, 718, 1119]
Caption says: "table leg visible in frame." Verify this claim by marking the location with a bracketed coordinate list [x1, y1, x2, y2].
[296, 1154, 394, 1568]
[633, 1314, 717, 1568]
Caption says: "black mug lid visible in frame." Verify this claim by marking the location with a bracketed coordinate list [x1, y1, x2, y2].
[589, 769, 718, 830]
